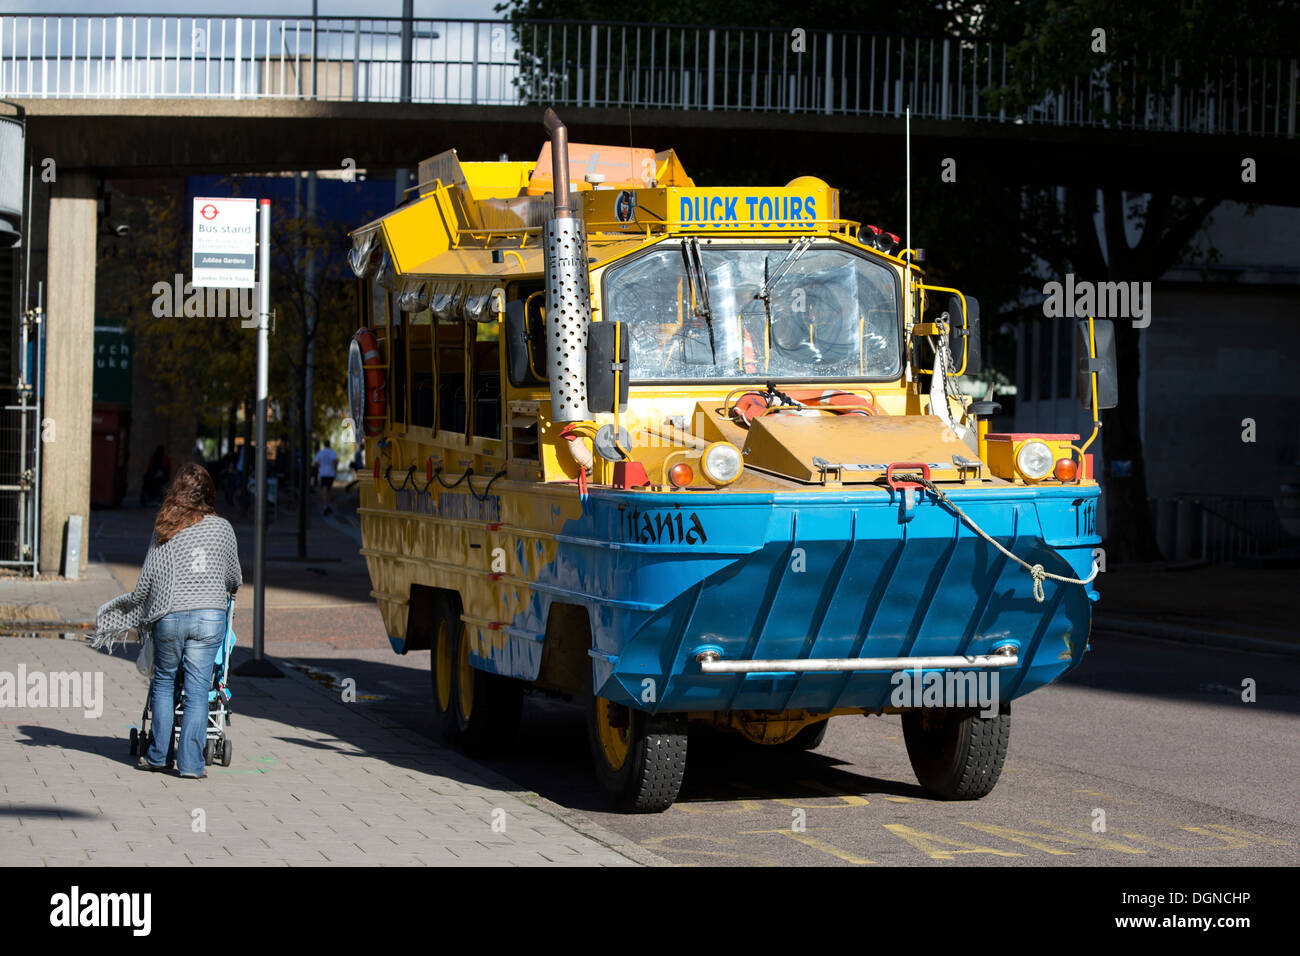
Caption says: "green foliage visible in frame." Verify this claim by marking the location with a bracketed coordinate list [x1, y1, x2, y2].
[495, 0, 974, 34]
[986, 0, 1299, 121]
[96, 180, 356, 450]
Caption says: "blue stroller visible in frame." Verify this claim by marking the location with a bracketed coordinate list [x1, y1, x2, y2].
[128, 598, 237, 768]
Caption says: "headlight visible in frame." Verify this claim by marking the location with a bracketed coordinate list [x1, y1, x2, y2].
[1016, 441, 1054, 481]
[701, 442, 744, 486]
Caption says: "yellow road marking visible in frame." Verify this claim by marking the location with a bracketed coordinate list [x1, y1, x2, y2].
[740, 828, 875, 865]
[1182, 824, 1290, 848]
[796, 779, 871, 806]
[1074, 788, 1141, 807]
[883, 824, 1023, 860]
[641, 834, 780, 866]
[672, 799, 763, 815]
[731, 782, 867, 810]
[958, 821, 1146, 855]
[1118, 831, 1195, 852]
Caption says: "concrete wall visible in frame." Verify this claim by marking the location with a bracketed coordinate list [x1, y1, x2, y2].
[39, 173, 96, 574]
[1013, 200, 1300, 553]
[1142, 284, 1300, 501]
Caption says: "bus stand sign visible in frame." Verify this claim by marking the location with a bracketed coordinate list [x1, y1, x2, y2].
[192, 197, 257, 288]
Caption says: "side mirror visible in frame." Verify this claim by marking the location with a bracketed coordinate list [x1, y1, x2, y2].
[947, 293, 981, 376]
[586, 321, 629, 414]
[1076, 318, 1118, 410]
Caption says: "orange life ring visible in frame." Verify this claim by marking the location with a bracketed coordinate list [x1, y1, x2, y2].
[349, 328, 387, 437]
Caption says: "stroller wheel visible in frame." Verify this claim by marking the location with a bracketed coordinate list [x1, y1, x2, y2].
[203, 740, 214, 766]
[129, 728, 139, 756]
[221, 739, 233, 767]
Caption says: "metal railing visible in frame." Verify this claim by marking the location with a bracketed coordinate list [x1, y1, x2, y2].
[0, 16, 1295, 136]
[1196, 495, 1293, 562]
[1154, 494, 1294, 563]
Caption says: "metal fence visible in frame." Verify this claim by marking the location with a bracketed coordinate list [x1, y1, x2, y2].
[0, 16, 1295, 136]
[1154, 494, 1295, 563]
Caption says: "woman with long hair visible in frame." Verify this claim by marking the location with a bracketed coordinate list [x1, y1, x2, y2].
[94, 462, 243, 779]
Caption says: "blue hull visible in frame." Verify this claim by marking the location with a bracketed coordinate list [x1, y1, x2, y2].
[493, 483, 1100, 714]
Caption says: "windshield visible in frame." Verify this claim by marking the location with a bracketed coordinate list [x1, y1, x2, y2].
[603, 242, 902, 381]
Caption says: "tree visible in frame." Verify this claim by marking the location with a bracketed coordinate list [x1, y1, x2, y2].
[266, 189, 356, 558]
[97, 177, 356, 548]
[980, 0, 1295, 560]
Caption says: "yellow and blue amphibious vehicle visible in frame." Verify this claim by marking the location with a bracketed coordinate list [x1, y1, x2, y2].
[346, 110, 1117, 811]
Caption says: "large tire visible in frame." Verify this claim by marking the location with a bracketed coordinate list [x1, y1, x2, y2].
[902, 702, 1010, 800]
[587, 696, 687, 813]
[429, 592, 523, 755]
[428, 599, 462, 743]
[453, 621, 524, 756]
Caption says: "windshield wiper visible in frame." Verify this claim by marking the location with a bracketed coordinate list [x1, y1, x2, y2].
[680, 237, 716, 362]
[754, 236, 813, 306]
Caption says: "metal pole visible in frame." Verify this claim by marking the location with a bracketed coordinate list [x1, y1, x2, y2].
[238, 197, 282, 677]
[399, 0, 412, 103]
[905, 105, 911, 264]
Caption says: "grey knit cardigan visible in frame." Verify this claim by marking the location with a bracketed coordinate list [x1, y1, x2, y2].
[92, 514, 243, 652]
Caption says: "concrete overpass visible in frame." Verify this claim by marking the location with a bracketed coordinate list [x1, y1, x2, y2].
[4, 14, 1298, 574]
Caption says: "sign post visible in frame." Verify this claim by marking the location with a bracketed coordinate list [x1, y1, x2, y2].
[233, 198, 281, 677]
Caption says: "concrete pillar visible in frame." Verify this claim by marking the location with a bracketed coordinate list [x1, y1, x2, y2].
[40, 172, 96, 575]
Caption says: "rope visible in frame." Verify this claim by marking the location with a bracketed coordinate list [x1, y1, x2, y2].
[393, 463, 502, 500]
[896, 475, 1099, 603]
[432, 466, 470, 489]
[468, 469, 507, 502]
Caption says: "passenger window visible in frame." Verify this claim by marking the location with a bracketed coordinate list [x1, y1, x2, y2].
[408, 310, 434, 429]
[436, 317, 467, 434]
[389, 297, 407, 427]
[472, 321, 502, 439]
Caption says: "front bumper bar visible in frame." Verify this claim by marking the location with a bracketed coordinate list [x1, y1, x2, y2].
[696, 651, 1019, 674]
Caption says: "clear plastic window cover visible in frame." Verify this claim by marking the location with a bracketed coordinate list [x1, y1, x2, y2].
[348, 229, 379, 277]
[423, 279, 495, 323]
[395, 278, 429, 313]
[373, 247, 396, 290]
[607, 245, 901, 381]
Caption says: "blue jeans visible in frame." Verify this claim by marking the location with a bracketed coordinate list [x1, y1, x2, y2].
[145, 609, 226, 775]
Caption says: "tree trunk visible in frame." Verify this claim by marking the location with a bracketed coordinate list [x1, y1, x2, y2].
[1063, 188, 1215, 564]
[297, 326, 310, 559]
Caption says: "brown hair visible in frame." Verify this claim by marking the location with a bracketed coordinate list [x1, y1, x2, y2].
[154, 461, 216, 545]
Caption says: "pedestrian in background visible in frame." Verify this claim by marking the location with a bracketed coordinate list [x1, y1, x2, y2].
[93, 462, 243, 779]
[313, 440, 339, 515]
[140, 444, 170, 507]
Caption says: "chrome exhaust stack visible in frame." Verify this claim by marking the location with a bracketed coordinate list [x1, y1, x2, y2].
[541, 108, 591, 422]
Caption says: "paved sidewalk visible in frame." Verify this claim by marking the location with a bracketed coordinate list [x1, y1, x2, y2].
[0, 635, 648, 866]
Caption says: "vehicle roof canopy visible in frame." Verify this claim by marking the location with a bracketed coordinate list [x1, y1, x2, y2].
[347, 142, 854, 287]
